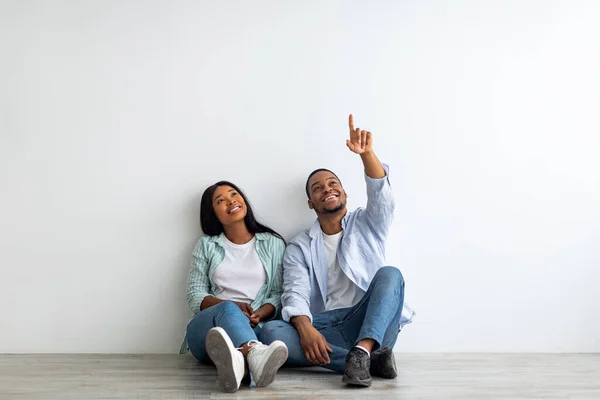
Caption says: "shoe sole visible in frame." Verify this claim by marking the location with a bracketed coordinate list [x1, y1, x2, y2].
[342, 374, 373, 387]
[254, 343, 289, 388]
[206, 328, 240, 393]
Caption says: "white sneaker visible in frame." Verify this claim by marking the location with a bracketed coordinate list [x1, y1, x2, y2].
[205, 327, 245, 393]
[247, 340, 288, 387]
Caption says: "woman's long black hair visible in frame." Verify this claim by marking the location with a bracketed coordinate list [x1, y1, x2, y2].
[200, 181, 285, 243]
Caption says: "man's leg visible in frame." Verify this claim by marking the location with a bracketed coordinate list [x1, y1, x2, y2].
[332, 266, 404, 385]
[339, 266, 405, 350]
[260, 319, 348, 374]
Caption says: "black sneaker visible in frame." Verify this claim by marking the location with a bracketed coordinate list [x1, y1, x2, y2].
[370, 347, 397, 379]
[342, 348, 372, 387]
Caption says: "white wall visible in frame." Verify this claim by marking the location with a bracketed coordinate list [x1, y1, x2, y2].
[1, 0, 599, 353]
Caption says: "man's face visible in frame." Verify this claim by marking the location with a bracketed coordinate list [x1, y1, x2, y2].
[307, 171, 347, 215]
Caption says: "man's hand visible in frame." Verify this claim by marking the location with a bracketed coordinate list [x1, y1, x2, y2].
[299, 325, 333, 365]
[346, 114, 373, 154]
[292, 316, 333, 365]
[346, 113, 386, 179]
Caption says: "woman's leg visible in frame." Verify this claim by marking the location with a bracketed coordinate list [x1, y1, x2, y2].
[188, 302, 288, 391]
[186, 301, 258, 362]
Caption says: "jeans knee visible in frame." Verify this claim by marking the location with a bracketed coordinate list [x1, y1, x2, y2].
[375, 266, 404, 288]
[215, 300, 243, 315]
[259, 320, 292, 344]
[187, 301, 239, 334]
[262, 320, 282, 332]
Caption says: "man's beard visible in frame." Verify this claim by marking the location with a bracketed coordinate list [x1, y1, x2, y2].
[317, 201, 346, 215]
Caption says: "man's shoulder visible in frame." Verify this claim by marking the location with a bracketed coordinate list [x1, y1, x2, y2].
[344, 206, 366, 224]
[283, 228, 316, 269]
[288, 228, 311, 247]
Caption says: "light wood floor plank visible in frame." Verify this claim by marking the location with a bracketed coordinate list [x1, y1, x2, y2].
[1, 353, 598, 399]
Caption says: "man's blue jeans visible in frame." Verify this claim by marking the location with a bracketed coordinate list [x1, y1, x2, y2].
[186, 301, 261, 363]
[261, 266, 405, 374]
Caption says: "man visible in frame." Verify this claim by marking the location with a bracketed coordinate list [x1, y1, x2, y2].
[261, 114, 414, 387]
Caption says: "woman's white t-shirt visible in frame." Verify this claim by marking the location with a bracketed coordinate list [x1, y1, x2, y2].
[212, 236, 266, 303]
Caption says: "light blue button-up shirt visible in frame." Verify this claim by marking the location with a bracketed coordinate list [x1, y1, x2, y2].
[281, 164, 415, 329]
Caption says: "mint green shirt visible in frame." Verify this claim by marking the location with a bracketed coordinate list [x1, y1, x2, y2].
[180, 232, 285, 353]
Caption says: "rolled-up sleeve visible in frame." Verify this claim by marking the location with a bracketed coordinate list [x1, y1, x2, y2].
[364, 163, 395, 240]
[281, 242, 313, 322]
[186, 240, 211, 315]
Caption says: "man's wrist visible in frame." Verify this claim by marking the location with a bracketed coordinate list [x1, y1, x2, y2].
[360, 150, 375, 159]
[291, 315, 313, 331]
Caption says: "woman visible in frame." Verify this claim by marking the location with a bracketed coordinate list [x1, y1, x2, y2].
[181, 181, 288, 393]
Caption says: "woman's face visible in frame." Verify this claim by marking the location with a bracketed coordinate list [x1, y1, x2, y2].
[212, 185, 247, 226]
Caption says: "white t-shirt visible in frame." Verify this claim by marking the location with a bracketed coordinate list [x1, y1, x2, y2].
[323, 230, 357, 311]
[212, 236, 266, 303]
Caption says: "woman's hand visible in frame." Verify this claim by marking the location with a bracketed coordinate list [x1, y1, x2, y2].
[249, 312, 261, 328]
[233, 301, 254, 319]
[249, 304, 276, 328]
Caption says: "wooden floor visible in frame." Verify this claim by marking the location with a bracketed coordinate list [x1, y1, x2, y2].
[1, 353, 599, 399]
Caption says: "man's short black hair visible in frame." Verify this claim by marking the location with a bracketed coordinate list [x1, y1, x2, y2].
[305, 168, 342, 198]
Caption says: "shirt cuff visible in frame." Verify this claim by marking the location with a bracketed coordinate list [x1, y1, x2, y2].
[364, 163, 391, 188]
[281, 305, 313, 323]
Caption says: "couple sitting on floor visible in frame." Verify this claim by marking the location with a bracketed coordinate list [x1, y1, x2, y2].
[180, 115, 414, 392]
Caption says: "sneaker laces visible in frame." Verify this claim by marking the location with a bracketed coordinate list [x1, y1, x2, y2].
[246, 340, 268, 354]
[348, 349, 370, 370]
[236, 340, 266, 356]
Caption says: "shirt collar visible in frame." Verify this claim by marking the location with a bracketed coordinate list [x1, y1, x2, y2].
[206, 232, 269, 246]
[308, 211, 350, 239]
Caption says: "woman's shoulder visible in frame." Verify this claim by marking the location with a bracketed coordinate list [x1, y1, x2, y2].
[256, 232, 286, 248]
[192, 234, 222, 256]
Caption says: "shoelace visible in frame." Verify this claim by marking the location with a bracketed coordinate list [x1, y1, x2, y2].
[236, 340, 262, 387]
[236, 340, 262, 358]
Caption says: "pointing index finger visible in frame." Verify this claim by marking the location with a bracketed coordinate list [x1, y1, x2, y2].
[349, 114, 354, 133]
